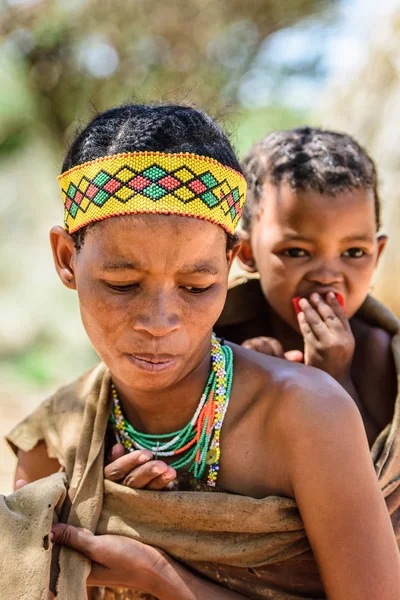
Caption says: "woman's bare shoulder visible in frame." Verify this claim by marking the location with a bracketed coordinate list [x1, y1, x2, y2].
[231, 341, 360, 437]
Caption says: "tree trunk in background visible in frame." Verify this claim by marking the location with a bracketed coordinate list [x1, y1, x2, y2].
[318, 8, 400, 316]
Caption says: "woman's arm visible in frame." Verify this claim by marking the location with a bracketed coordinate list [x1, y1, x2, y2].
[278, 370, 400, 600]
[14, 440, 61, 488]
[52, 524, 247, 599]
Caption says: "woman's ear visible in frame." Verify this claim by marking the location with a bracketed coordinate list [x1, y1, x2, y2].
[376, 234, 388, 265]
[238, 235, 257, 273]
[226, 239, 241, 270]
[50, 226, 77, 289]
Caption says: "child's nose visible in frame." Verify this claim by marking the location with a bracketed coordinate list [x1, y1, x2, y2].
[307, 261, 343, 285]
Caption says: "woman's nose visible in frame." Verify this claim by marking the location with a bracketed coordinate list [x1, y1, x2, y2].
[133, 292, 180, 337]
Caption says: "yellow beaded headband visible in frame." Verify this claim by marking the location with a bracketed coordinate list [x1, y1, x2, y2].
[58, 151, 247, 235]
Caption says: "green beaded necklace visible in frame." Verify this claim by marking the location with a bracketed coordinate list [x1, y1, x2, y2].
[109, 333, 233, 484]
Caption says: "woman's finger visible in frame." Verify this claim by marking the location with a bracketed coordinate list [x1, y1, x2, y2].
[104, 449, 153, 481]
[109, 443, 125, 462]
[145, 468, 177, 490]
[51, 524, 98, 561]
[123, 461, 175, 489]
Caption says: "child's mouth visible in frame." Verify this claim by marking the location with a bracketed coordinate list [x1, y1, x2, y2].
[292, 292, 345, 316]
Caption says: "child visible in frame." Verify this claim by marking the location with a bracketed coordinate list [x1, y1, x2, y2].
[216, 126, 397, 447]
[7, 110, 400, 600]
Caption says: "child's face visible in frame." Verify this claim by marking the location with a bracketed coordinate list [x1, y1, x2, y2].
[51, 214, 236, 392]
[240, 181, 387, 331]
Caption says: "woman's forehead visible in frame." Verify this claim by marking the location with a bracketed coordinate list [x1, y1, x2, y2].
[80, 213, 227, 269]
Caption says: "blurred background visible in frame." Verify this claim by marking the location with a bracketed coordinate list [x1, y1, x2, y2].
[1, 0, 400, 492]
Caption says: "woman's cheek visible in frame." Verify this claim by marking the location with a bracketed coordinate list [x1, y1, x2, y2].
[183, 286, 226, 329]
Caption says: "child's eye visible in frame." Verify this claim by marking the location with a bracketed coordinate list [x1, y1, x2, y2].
[342, 248, 365, 258]
[283, 248, 309, 258]
[182, 285, 212, 294]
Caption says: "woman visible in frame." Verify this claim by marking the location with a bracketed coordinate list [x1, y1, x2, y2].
[10, 104, 400, 600]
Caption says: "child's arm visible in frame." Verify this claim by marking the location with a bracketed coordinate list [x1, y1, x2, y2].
[241, 336, 303, 362]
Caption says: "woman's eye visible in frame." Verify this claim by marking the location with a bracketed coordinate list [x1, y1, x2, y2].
[342, 248, 365, 258]
[107, 283, 139, 292]
[283, 248, 309, 258]
[183, 285, 212, 294]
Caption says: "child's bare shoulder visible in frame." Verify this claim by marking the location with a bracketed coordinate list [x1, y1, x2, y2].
[352, 317, 392, 352]
[352, 317, 394, 375]
[352, 318, 396, 428]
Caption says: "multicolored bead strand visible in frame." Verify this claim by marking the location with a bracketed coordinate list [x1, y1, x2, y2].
[109, 333, 233, 484]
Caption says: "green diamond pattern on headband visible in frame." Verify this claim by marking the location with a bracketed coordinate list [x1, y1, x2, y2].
[93, 171, 111, 187]
[67, 183, 77, 200]
[93, 189, 110, 206]
[199, 172, 218, 188]
[201, 190, 219, 208]
[144, 183, 169, 200]
[69, 202, 79, 217]
[142, 165, 167, 181]
[62, 161, 244, 227]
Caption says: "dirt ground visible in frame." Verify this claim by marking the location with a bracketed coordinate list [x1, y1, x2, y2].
[0, 390, 44, 494]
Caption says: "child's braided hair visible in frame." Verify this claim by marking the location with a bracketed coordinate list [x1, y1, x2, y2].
[242, 126, 381, 232]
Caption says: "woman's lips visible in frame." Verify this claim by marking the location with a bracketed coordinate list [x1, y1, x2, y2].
[292, 292, 345, 316]
[126, 354, 179, 373]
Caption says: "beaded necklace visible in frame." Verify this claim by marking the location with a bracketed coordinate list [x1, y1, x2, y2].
[109, 334, 233, 486]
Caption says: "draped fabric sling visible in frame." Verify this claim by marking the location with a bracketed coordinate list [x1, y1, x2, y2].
[3, 293, 400, 599]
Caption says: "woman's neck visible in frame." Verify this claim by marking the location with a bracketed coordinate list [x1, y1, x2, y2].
[111, 346, 212, 435]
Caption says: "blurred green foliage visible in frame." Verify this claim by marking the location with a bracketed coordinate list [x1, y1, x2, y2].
[0, 0, 331, 151]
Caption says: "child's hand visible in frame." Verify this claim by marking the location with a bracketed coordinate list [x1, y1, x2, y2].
[297, 292, 355, 381]
[104, 443, 176, 490]
[242, 336, 304, 362]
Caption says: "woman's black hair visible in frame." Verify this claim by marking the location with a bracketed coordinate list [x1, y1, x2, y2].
[242, 126, 381, 232]
[62, 104, 242, 250]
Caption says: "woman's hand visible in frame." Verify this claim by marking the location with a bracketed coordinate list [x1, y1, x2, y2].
[297, 292, 355, 382]
[52, 524, 247, 599]
[52, 523, 166, 591]
[104, 443, 176, 490]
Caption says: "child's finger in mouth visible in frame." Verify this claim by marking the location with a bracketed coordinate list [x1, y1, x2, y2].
[298, 298, 329, 339]
[309, 294, 343, 330]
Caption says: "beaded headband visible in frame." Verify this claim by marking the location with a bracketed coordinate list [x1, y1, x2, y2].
[58, 151, 247, 235]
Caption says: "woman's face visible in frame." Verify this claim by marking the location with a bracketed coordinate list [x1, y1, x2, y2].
[52, 214, 235, 392]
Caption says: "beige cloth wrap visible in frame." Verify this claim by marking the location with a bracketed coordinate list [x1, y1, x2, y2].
[3, 295, 400, 600]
